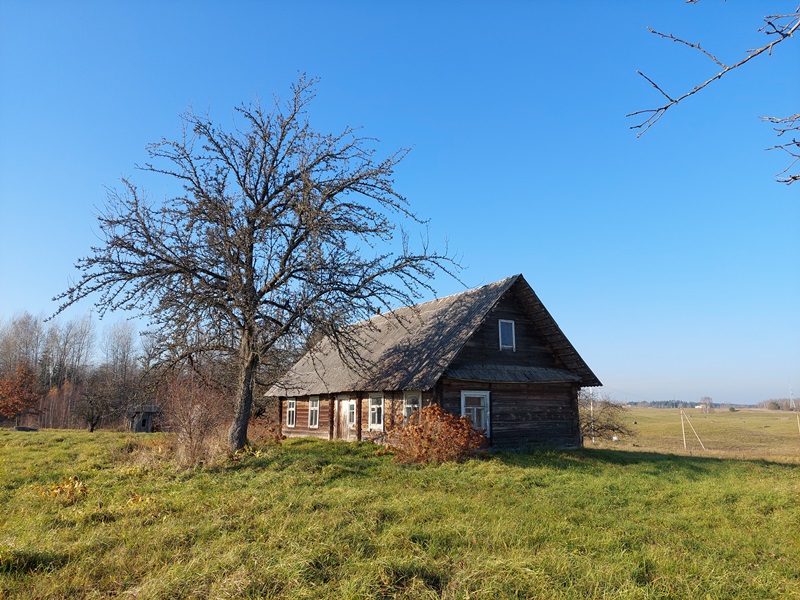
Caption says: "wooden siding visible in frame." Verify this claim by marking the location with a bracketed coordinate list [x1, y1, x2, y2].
[281, 396, 333, 440]
[448, 288, 565, 372]
[439, 379, 580, 448]
[282, 390, 440, 441]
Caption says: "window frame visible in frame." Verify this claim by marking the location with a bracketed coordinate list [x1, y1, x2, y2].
[499, 319, 516, 351]
[286, 398, 296, 428]
[402, 391, 422, 424]
[308, 396, 320, 429]
[347, 400, 356, 426]
[461, 390, 490, 437]
[368, 394, 384, 431]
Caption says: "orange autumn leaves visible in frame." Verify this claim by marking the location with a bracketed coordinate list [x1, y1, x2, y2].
[0, 364, 40, 419]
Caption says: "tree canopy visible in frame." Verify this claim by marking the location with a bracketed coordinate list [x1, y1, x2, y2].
[55, 75, 458, 451]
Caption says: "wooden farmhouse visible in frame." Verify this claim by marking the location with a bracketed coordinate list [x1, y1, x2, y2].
[266, 274, 601, 448]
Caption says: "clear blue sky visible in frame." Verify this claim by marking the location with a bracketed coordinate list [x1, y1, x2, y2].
[1, 1, 798, 405]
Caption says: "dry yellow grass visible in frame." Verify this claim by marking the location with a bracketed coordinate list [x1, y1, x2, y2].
[590, 406, 800, 463]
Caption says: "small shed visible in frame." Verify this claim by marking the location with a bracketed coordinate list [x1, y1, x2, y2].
[127, 404, 162, 433]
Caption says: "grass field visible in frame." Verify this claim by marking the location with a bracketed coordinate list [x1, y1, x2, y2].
[594, 407, 800, 463]
[1, 408, 799, 599]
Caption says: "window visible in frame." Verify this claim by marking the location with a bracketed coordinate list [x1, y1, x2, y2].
[403, 391, 421, 424]
[461, 390, 490, 436]
[369, 394, 383, 430]
[308, 396, 319, 428]
[286, 398, 296, 428]
[499, 319, 515, 351]
[347, 400, 356, 426]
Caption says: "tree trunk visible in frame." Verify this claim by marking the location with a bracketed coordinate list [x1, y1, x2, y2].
[228, 332, 259, 452]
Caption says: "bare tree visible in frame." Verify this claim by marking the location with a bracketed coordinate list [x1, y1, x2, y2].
[628, 5, 800, 184]
[76, 366, 120, 432]
[0, 312, 44, 376]
[100, 320, 138, 382]
[55, 75, 458, 452]
[42, 315, 94, 388]
[578, 389, 635, 444]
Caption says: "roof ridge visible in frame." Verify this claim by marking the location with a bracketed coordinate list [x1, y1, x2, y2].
[353, 274, 520, 326]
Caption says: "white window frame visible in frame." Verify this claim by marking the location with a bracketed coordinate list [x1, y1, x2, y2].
[347, 400, 356, 426]
[368, 393, 384, 431]
[308, 396, 320, 428]
[403, 391, 422, 424]
[499, 319, 516, 351]
[286, 398, 296, 428]
[461, 390, 490, 437]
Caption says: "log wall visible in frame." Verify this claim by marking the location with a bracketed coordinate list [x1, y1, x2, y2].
[439, 379, 580, 448]
[449, 289, 563, 371]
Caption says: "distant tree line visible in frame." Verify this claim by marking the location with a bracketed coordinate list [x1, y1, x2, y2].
[626, 400, 695, 409]
[0, 312, 285, 438]
[0, 312, 138, 430]
[757, 399, 798, 411]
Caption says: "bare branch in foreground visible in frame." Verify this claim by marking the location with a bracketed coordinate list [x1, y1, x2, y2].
[628, 7, 800, 184]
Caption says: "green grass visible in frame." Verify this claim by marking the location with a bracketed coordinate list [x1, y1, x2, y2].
[1, 422, 799, 599]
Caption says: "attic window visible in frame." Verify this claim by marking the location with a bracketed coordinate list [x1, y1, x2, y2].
[499, 319, 516, 351]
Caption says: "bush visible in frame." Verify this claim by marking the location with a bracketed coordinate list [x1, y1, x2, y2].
[579, 390, 635, 444]
[386, 405, 487, 464]
[158, 374, 230, 466]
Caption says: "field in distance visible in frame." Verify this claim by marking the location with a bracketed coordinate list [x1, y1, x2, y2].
[594, 406, 800, 463]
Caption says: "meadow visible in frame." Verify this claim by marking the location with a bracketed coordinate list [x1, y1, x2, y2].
[1, 408, 799, 599]
[592, 406, 800, 463]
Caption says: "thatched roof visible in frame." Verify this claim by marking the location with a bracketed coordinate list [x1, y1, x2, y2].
[267, 274, 600, 396]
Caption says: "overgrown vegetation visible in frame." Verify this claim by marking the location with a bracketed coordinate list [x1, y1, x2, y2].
[1, 422, 798, 599]
[386, 405, 487, 463]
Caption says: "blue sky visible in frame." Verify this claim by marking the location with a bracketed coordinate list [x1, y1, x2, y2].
[1, 1, 797, 405]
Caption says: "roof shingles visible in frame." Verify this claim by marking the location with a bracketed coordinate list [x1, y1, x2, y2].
[267, 275, 600, 396]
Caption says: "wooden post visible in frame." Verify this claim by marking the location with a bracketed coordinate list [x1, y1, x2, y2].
[682, 410, 706, 450]
[680, 409, 687, 450]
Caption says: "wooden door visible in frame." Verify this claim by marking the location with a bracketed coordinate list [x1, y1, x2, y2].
[337, 396, 357, 441]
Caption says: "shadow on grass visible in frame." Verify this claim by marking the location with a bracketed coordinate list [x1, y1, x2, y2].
[208, 436, 799, 482]
[0, 547, 68, 575]
[216, 437, 386, 479]
[492, 445, 799, 476]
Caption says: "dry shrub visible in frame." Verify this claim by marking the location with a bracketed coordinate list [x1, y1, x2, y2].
[387, 405, 487, 464]
[578, 390, 636, 444]
[159, 375, 230, 466]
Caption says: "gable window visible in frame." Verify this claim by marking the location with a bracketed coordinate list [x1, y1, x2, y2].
[403, 391, 421, 424]
[347, 400, 356, 426]
[499, 319, 516, 351]
[308, 396, 320, 428]
[369, 394, 383, 430]
[286, 398, 296, 428]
